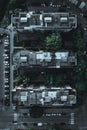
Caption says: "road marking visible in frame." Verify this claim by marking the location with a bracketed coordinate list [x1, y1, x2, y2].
[69, 112, 75, 125]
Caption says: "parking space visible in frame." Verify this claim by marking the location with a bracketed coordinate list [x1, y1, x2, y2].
[3, 35, 10, 106]
[69, 112, 75, 125]
[0, 36, 4, 103]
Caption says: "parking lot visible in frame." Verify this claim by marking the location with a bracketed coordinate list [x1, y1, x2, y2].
[3, 35, 10, 106]
[0, 37, 4, 103]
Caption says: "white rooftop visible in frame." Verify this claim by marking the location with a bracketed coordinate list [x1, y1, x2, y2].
[55, 52, 69, 60]
[36, 52, 51, 62]
[20, 17, 27, 23]
[20, 56, 27, 62]
[21, 95, 27, 102]
[60, 95, 68, 102]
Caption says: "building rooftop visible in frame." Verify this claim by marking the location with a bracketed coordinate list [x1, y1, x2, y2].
[13, 50, 77, 69]
[12, 85, 77, 107]
[11, 11, 77, 32]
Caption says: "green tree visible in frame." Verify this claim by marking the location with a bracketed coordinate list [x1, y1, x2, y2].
[75, 82, 85, 91]
[26, 129, 32, 130]
[8, 0, 23, 11]
[30, 106, 44, 118]
[44, 33, 62, 51]
[73, 27, 84, 51]
[72, 26, 86, 91]
[8, 0, 17, 10]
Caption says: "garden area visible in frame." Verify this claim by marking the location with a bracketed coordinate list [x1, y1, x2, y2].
[44, 26, 86, 92]
[13, 25, 87, 107]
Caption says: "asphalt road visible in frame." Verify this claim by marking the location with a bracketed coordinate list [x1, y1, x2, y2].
[19, 116, 70, 124]
[75, 95, 87, 129]
[0, 109, 13, 129]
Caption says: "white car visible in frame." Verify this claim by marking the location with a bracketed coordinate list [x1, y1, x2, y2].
[53, 113, 56, 116]
[4, 61, 9, 66]
[13, 106, 16, 110]
[5, 65, 9, 68]
[4, 94, 9, 98]
[4, 71, 9, 74]
[83, 28, 87, 31]
[57, 113, 61, 116]
[4, 39, 9, 42]
[4, 49, 9, 52]
[4, 55, 9, 59]
[13, 113, 18, 125]
[5, 85, 9, 88]
[5, 80, 9, 83]
[4, 61, 9, 64]
[4, 43, 9, 45]
[5, 78, 8, 81]
[3, 54, 8, 57]
[4, 63, 9, 66]
[4, 40, 9, 46]
[46, 114, 50, 116]
[52, 113, 56, 116]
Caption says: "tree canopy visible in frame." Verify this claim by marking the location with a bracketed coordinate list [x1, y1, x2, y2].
[30, 106, 44, 118]
[44, 33, 62, 51]
[72, 27, 86, 91]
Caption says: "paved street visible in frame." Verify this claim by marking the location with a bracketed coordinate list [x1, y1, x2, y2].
[75, 95, 87, 129]
[19, 115, 70, 124]
[17, 107, 76, 125]
[9, 30, 14, 107]
[0, 109, 13, 129]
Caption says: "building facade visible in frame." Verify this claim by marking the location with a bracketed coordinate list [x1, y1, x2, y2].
[11, 11, 77, 32]
[13, 50, 77, 69]
[12, 85, 76, 107]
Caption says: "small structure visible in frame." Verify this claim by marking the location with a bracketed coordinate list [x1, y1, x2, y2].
[79, 2, 86, 9]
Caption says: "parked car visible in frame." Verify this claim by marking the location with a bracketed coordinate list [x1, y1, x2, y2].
[4, 93, 9, 97]
[5, 87, 9, 90]
[5, 89, 10, 93]
[4, 56, 9, 59]
[5, 65, 10, 69]
[13, 113, 18, 125]
[4, 49, 9, 53]
[4, 80, 9, 83]
[3, 54, 8, 57]
[83, 27, 87, 31]
[4, 71, 9, 74]
[4, 61, 9, 64]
